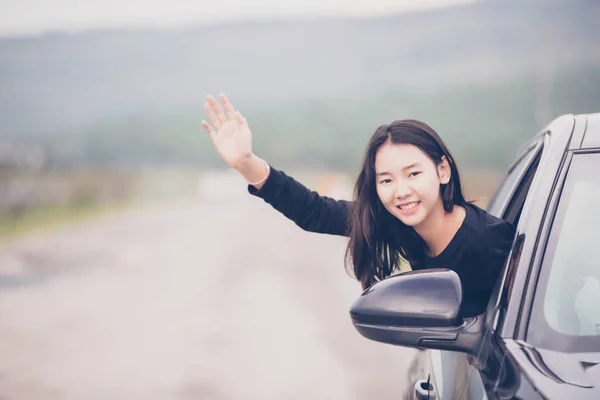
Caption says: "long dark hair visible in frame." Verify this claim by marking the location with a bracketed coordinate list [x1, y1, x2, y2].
[344, 120, 467, 290]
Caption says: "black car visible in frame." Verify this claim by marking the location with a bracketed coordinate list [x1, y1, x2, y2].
[350, 113, 600, 399]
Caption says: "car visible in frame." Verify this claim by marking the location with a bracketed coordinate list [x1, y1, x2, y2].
[349, 113, 600, 399]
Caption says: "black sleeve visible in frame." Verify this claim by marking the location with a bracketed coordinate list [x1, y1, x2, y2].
[248, 165, 351, 237]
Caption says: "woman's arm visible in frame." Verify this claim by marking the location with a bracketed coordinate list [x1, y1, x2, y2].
[249, 165, 351, 236]
[201, 94, 351, 237]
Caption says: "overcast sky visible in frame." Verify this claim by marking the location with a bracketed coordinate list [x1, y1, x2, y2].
[0, 0, 478, 37]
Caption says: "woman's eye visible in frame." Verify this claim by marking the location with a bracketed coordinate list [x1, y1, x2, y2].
[409, 172, 421, 178]
[380, 178, 392, 184]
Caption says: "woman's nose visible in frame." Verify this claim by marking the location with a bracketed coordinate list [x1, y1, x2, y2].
[393, 181, 412, 198]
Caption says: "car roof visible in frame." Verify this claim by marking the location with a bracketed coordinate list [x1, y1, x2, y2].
[580, 113, 600, 150]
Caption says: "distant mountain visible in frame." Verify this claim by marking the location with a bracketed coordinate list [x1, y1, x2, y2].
[1, 0, 599, 136]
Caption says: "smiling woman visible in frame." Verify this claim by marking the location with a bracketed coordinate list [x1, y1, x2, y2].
[201, 93, 516, 318]
[346, 120, 468, 289]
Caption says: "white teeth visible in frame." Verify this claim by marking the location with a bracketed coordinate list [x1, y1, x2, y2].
[399, 201, 419, 210]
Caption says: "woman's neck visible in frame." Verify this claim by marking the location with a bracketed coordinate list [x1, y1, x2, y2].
[415, 204, 466, 258]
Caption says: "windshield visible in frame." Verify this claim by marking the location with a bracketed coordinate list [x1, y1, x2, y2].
[528, 152, 600, 352]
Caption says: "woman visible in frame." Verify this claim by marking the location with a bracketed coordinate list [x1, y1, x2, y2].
[201, 94, 516, 317]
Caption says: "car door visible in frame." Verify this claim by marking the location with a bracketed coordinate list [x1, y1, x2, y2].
[523, 150, 600, 395]
[462, 135, 546, 399]
[491, 148, 600, 398]
[426, 350, 470, 399]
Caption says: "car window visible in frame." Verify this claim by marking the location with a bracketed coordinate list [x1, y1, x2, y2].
[528, 152, 600, 352]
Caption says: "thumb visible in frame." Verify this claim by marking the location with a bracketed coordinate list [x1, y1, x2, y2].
[201, 120, 217, 141]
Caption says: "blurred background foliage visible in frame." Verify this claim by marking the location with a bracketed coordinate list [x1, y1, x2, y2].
[1, 0, 599, 231]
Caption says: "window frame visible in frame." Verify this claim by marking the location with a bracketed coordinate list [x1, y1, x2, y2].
[487, 132, 561, 339]
[487, 138, 544, 221]
[486, 138, 544, 335]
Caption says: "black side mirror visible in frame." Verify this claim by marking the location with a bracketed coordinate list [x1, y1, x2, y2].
[349, 269, 484, 355]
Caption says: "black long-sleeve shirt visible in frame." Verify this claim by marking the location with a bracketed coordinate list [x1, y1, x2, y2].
[249, 166, 516, 317]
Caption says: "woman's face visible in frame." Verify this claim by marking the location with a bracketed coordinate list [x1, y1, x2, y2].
[374, 142, 450, 228]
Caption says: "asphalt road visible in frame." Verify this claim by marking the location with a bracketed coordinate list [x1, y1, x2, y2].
[0, 172, 415, 399]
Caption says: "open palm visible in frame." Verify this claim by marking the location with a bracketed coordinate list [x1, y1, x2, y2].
[202, 94, 253, 169]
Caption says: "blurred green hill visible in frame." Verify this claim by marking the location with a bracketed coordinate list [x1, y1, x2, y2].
[1, 0, 599, 172]
[9, 63, 597, 173]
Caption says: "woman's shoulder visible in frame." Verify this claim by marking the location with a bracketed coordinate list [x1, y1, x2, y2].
[463, 202, 516, 244]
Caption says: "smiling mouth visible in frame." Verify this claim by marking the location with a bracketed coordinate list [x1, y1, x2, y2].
[397, 201, 421, 211]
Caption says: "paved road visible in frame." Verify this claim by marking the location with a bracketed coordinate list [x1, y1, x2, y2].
[0, 172, 415, 399]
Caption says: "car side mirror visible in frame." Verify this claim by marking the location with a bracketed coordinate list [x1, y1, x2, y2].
[349, 269, 484, 356]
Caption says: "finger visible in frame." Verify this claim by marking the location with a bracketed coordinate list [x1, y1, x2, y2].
[207, 95, 228, 125]
[219, 93, 237, 120]
[235, 110, 246, 125]
[201, 120, 217, 140]
[204, 102, 221, 129]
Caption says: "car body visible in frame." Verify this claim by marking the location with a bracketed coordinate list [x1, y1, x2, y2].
[350, 113, 600, 399]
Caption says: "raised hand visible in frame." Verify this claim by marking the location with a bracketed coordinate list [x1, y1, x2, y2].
[202, 94, 253, 170]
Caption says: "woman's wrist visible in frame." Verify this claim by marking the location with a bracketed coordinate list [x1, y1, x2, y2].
[246, 160, 270, 188]
[235, 154, 270, 187]
[231, 153, 254, 171]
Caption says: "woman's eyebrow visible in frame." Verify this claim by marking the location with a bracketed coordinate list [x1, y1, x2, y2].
[402, 163, 421, 171]
[376, 163, 421, 177]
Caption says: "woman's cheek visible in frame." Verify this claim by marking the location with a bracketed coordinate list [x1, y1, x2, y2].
[415, 177, 437, 198]
[375, 186, 383, 202]
[375, 185, 385, 200]
[375, 189, 392, 213]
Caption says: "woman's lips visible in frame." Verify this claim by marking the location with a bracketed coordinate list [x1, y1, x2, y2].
[396, 201, 421, 215]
